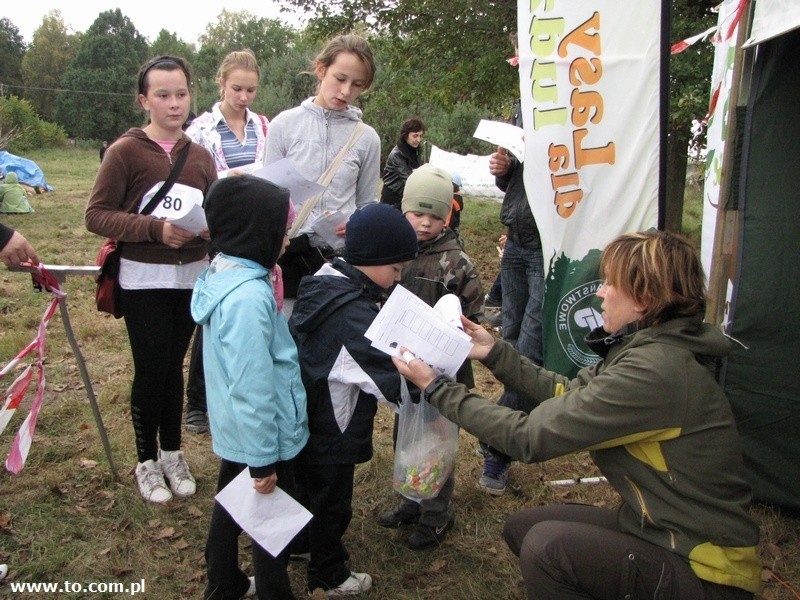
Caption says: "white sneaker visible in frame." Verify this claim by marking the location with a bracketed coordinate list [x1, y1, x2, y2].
[158, 450, 196, 497]
[0, 563, 8, 581]
[241, 576, 256, 598]
[135, 460, 172, 503]
[324, 572, 372, 597]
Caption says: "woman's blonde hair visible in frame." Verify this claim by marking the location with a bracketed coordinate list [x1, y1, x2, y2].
[216, 50, 260, 100]
[313, 33, 376, 90]
[600, 230, 706, 327]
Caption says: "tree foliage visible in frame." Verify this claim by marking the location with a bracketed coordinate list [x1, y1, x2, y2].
[0, 18, 26, 91]
[0, 95, 66, 152]
[150, 30, 196, 63]
[54, 9, 149, 141]
[665, 0, 717, 229]
[21, 11, 78, 122]
[197, 10, 297, 76]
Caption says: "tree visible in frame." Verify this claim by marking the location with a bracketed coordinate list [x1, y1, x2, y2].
[0, 18, 25, 93]
[150, 30, 196, 63]
[257, 32, 319, 118]
[666, 0, 716, 230]
[54, 9, 149, 141]
[198, 10, 297, 72]
[21, 11, 78, 121]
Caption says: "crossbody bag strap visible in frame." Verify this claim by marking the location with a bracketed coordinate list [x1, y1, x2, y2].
[139, 142, 191, 216]
[289, 122, 367, 238]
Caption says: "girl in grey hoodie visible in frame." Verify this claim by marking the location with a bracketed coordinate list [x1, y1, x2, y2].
[266, 34, 381, 300]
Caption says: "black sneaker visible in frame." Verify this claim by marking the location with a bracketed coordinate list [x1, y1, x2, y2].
[378, 506, 420, 528]
[407, 516, 454, 550]
[185, 409, 209, 434]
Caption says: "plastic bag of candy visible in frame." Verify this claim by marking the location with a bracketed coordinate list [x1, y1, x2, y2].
[393, 378, 458, 501]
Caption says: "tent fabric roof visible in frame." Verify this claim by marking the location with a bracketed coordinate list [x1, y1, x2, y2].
[743, 0, 800, 46]
[0, 151, 53, 191]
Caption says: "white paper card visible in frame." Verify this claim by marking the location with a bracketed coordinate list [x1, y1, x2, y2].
[217, 162, 261, 178]
[215, 469, 313, 558]
[473, 119, 525, 162]
[365, 285, 472, 379]
[169, 203, 207, 235]
[252, 159, 325, 207]
[309, 210, 347, 250]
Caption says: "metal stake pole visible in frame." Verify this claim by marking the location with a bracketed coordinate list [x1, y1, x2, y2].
[56, 296, 119, 480]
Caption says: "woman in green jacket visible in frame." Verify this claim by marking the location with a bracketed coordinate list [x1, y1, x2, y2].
[394, 230, 761, 600]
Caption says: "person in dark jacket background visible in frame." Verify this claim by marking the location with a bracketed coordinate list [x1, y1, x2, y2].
[477, 34, 545, 496]
[380, 117, 425, 208]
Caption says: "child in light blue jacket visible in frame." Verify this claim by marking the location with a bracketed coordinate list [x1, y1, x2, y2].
[191, 175, 308, 600]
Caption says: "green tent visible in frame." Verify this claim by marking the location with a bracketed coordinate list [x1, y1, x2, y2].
[707, 4, 800, 510]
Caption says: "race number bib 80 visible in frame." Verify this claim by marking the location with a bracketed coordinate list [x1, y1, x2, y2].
[137, 182, 204, 219]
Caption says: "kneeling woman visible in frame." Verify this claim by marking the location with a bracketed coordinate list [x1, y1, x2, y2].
[395, 230, 761, 600]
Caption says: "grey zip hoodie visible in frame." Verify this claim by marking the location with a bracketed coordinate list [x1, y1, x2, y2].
[265, 97, 381, 245]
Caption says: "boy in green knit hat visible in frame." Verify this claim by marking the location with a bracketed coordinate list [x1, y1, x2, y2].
[378, 164, 484, 549]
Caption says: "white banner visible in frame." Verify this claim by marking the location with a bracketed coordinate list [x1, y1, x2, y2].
[428, 145, 504, 200]
[519, 1, 662, 375]
[701, 0, 741, 276]
[743, 0, 800, 47]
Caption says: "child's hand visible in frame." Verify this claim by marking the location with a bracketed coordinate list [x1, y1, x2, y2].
[253, 474, 278, 494]
[162, 222, 196, 248]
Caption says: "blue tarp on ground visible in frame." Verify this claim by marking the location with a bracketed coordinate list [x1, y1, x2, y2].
[0, 151, 54, 191]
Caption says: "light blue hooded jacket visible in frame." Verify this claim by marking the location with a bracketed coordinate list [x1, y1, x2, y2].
[191, 253, 309, 474]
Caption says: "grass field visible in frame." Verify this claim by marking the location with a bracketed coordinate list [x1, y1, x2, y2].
[0, 147, 798, 599]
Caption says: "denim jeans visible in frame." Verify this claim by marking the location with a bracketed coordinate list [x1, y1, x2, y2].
[500, 238, 544, 366]
[485, 272, 503, 305]
[481, 238, 544, 464]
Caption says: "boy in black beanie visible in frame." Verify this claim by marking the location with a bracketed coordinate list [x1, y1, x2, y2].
[289, 203, 418, 597]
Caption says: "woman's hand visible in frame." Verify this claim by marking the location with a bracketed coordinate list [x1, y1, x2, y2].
[392, 348, 437, 391]
[253, 473, 278, 494]
[162, 222, 196, 248]
[0, 231, 39, 267]
[461, 315, 495, 360]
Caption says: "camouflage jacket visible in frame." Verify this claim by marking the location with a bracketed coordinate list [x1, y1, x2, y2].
[400, 228, 484, 386]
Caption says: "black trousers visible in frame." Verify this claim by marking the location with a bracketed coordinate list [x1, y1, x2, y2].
[502, 504, 754, 600]
[205, 459, 297, 600]
[120, 288, 195, 463]
[295, 462, 355, 592]
[185, 325, 207, 414]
